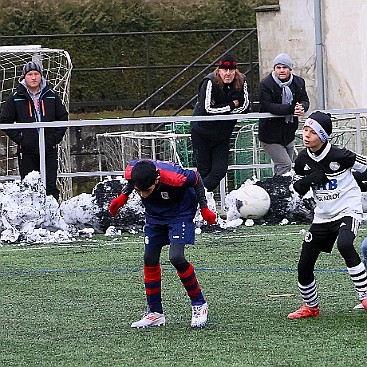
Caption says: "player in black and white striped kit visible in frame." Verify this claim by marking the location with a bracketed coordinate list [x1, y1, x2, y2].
[288, 111, 367, 319]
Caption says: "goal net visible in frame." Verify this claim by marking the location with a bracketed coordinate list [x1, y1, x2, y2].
[0, 45, 73, 200]
[96, 129, 193, 172]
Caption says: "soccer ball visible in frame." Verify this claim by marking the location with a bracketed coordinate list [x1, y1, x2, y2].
[235, 185, 271, 219]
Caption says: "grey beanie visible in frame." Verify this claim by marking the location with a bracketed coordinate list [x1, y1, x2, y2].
[273, 53, 293, 70]
[21, 61, 43, 79]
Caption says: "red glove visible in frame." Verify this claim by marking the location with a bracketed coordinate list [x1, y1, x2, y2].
[109, 193, 128, 216]
[200, 206, 216, 225]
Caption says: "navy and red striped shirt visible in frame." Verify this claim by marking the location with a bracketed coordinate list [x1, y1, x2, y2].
[123, 160, 201, 224]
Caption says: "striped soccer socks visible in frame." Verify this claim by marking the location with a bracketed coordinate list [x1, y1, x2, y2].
[177, 263, 205, 306]
[347, 262, 367, 300]
[144, 264, 163, 313]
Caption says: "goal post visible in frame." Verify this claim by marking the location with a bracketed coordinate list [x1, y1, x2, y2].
[0, 45, 73, 200]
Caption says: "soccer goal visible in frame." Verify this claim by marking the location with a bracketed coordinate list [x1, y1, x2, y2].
[96, 128, 193, 173]
[0, 45, 73, 200]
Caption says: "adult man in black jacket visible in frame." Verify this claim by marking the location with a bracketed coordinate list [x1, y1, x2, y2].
[0, 61, 68, 200]
[258, 53, 310, 176]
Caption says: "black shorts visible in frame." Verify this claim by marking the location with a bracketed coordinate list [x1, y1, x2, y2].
[304, 216, 360, 253]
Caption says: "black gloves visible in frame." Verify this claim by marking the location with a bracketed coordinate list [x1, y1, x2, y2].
[293, 170, 329, 196]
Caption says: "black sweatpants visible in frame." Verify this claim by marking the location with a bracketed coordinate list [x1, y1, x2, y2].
[191, 129, 230, 192]
[17, 148, 59, 200]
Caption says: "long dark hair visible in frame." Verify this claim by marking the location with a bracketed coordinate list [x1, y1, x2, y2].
[213, 68, 245, 90]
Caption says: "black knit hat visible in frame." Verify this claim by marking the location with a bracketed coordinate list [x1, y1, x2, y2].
[304, 111, 333, 142]
[21, 61, 43, 80]
[218, 54, 237, 70]
[131, 160, 159, 190]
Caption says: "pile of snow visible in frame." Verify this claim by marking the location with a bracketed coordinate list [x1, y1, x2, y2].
[0, 171, 324, 245]
[0, 171, 75, 243]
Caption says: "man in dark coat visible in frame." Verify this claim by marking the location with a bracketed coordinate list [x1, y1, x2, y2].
[258, 53, 310, 176]
[0, 61, 68, 200]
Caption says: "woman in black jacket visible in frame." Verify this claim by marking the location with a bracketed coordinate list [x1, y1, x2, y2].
[258, 53, 310, 176]
[191, 54, 249, 192]
[0, 61, 68, 200]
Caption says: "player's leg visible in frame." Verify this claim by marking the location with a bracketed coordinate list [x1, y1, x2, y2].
[131, 223, 167, 328]
[337, 217, 367, 311]
[169, 221, 208, 328]
[354, 236, 367, 309]
[362, 237, 367, 269]
[169, 243, 206, 306]
[288, 224, 332, 319]
[288, 243, 321, 319]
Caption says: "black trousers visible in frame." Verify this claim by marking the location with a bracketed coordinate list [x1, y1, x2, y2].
[17, 148, 59, 200]
[191, 129, 230, 192]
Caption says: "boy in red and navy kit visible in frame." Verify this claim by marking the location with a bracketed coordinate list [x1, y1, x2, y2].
[109, 159, 216, 328]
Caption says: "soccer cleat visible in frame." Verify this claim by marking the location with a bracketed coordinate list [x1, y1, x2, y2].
[362, 298, 367, 311]
[287, 305, 320, 319]
[353, 302, 365, 310]
[131, 312, 166, 328]
[191, 302, 208, 328]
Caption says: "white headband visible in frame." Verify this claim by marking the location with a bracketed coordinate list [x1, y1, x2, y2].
[304, 118, 330, 142]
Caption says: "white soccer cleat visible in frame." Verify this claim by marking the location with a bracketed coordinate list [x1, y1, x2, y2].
[131, 312, 166, 328]
[191, 302, 208, 328]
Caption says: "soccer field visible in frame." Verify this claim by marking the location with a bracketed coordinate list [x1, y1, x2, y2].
[1, 224, 367, 367]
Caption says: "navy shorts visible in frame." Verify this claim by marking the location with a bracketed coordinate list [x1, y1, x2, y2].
[144, 220, 195, 248]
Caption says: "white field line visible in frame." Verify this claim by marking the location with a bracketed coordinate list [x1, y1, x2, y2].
[1, 227, 366, 253]
[0, 230, 306, 253]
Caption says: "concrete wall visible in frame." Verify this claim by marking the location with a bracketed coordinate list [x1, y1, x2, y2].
[256, 0, 367, 110]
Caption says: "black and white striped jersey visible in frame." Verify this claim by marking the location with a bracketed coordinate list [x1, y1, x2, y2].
[294, 142, 367, 223]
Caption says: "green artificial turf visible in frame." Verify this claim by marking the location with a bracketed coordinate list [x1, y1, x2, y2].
[1, 225, 366, 366]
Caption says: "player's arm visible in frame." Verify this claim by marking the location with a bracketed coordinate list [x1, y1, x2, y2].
[293, 170, 329, 196]
[351, 152, 367, 191]
[109, 178, 134, 216]
[193, 172, 216, 225]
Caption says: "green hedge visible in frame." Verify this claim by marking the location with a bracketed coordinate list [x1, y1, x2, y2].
[0, 0, 275, 111]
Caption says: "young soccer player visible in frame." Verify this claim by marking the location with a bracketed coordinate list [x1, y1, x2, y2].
[354, 237, 367, 310]
[109, 159, 216, 328]
[288, 111, 367, 319]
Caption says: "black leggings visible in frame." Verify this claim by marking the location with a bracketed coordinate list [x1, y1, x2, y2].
[144, 243, 190, 273]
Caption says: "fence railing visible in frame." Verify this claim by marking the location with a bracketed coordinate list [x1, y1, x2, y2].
[1, 108, 367, 208]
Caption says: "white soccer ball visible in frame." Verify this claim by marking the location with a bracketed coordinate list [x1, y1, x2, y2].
[235, 185, 271, 219]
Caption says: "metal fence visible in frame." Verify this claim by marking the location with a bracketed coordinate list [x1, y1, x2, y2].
[0, 29, 259, 115]
[1, 109, 367, 208]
